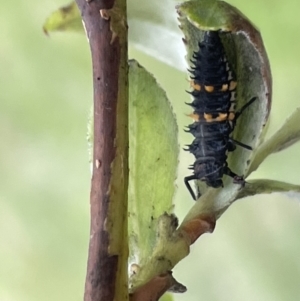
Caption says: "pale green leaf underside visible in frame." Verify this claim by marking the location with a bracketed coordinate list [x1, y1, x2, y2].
[43, 1, 187, 70]
[128, 60, 178, 265]
[247, 108, 300, 176]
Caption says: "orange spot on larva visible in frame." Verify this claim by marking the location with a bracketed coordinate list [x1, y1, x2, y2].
[229, 81, 237, 91]
[204, 113, 228, 122]
[215, 113, 228, 121]
[204, 113, 213, 121]
[188, 113, 200, 121]
[190, 80, 201, 91]
[221, 84, 228, 91]
[204, 85, 214, 92]
[228, 112, 235, 120]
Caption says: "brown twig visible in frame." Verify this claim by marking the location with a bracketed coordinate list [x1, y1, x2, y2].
[75, 1, 128, 301]
[130, 271, 187, 301]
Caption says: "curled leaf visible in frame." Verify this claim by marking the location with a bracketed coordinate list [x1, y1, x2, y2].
[177, 0, 272, 196]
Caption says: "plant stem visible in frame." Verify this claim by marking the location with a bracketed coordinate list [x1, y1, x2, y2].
[75, 1, 128, 300]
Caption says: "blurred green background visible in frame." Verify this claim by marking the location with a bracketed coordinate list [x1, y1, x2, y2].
[2, 0, 300, 300]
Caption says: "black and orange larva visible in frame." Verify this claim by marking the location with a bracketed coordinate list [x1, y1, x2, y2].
[184, 30, 256, 200]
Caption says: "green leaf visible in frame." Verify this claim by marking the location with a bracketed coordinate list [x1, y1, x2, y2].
[236, 179, 300, 200]
[247, 108, 300, 176]
[177, 0, 272, 196]
[129, 20, 186, 70]
[128, 0, 186, 70]
[43, 2, 83, 34]
[43, 1, 186, 70]
[128, 60, 178, 267]
[87, 61, 179, 293]
[129, 213, 189, 293]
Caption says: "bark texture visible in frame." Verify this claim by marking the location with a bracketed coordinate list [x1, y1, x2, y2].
[75, 1, 128, 301]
